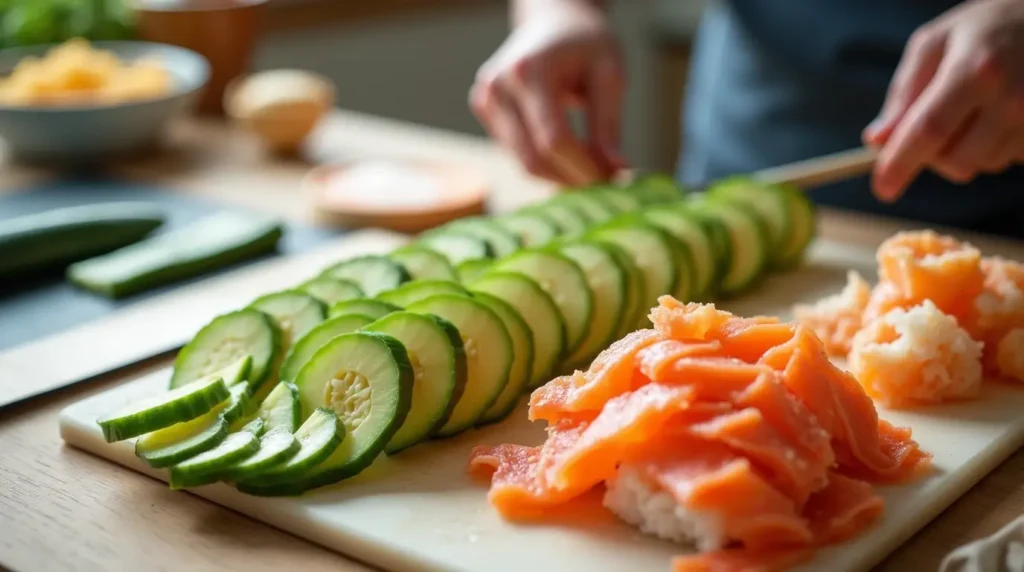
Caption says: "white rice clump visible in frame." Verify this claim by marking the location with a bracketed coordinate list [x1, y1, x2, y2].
[849, 299, 983, 406]
[603, 464, 726, 552]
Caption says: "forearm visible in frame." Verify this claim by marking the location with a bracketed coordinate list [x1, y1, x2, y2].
[511, 0, 607, 26]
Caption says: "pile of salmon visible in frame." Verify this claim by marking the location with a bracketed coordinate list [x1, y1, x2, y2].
[468, 296, 931, 572]
[795, 230, 1024, 408]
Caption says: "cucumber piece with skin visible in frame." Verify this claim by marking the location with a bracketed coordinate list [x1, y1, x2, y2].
[328, 298, 401, 321]
[170, 309, 279, 390]
[406, 295, 512, 436]
[685, 197, 769, 296]
[238, 408, 345, 487]
[415, 232, 493, 265]
[363, 312, 466, 454]
[707, 177, 790, 267]
[98, 374, 229, 442]
[554, 193, 616, 224]
[432, 218, 520, 258]
[630, 173, 685, 203]
[250, 290, 327, 347]
[552, 239, 628, 365]
[278, 314, 376, 384]
[300, 277, 364, 306]
[774, 183, 817, 267]
[592, 188, 642, 213]
[472, 292, 533, 424]
[376, 279, 470, 308]
[470, 271, 565, 388]
[493, 249, 593, 356]
[494, 212, 560, 247]
[168, 430, 261, 489]
[456, 258, 492, 284]
[588, 221, 679, 326]
[133, 383, 249, 467]
[642, 206, 717, 300]
[67, 211, 283, 299]
[684, 207, 733, 287]
[322, 255, 411, 297]
[221, 428, 300, 482]
[600, 240, 647, 338]
[388, 246, 458, 281]
[258, 381, 302, 433]
[0, 202, 164, 280]
[247, 332, 413, 492]
[526, 203, 588, 236]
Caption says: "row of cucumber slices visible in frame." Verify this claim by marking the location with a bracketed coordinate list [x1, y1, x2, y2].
[95, 174, 816, 497]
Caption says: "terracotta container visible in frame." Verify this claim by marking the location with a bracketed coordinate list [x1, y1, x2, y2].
[132, 0, 269, 115]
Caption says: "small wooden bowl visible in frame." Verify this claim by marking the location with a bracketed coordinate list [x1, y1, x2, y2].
[305, 160, 489, 233]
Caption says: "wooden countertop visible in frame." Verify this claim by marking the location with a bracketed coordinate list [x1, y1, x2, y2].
[2, 110, 1024, 572]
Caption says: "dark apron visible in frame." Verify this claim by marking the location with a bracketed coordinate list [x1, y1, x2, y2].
[677, 0, 1024, 238]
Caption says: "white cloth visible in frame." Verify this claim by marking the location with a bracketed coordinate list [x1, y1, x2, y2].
[941, 516, 1024, 572]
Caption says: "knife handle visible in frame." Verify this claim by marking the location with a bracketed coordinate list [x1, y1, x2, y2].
[752, 146, 878, 190]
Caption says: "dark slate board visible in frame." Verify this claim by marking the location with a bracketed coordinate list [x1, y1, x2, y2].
[0, 177, 342, 351]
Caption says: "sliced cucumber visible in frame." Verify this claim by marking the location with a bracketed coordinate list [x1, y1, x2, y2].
[240, 417, 267, 437]
[555, 193, 616, 224]
[472, 292, 533, 424]
[363, 312, 466, 454]
[406, 295, 512, 436]
[415, 232, 493, 265]
[388, 246, 458, 281]
[601, 240, 646, 338]
[249, 290, 327, 349]
[775, 183, 817, 267]
[588, 221, 679, 327]
[685, 197, 769, 296]
[707, 177, 789, 266]
[132, 383, 248, 467]
[376, 279, 470, 308]
[492, 249, 592, 356]
[630, 173, 685, 203]
[432, 218, 520, 258]
[328, 298, 401, 321]
[684, 208, 733, 287]
[456, 258, 493, 284]
[260, 332, 414, 491]
[592, 187, 642, 212]
[494, 212, 560, 247]
[222, 428, 300, 482]
[258, 381, 302, 433]
[642, 206, 717, 300]
[98, 374, 230, 442]
[168, 430, 261, 489]
[553, 239, 628, 365]
[526, 203, 589, 236]
[470, 271, 565, 388]
[279, 314, 376, 383]
[169, 309, 279, 389]
[300, 277, 364, 306]
[322, 255, 411, 297]
[239, 408, 345, 486]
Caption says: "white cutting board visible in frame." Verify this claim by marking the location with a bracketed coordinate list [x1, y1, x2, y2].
[58, 239, 1024, 572]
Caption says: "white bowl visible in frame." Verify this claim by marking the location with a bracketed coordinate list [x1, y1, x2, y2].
[0, 41, 210, 164]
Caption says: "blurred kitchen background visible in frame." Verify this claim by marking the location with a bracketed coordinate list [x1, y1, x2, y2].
[0, 0, 705, 172]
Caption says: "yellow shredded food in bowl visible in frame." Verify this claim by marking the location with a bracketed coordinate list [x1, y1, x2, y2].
[0, 38, 173, 107]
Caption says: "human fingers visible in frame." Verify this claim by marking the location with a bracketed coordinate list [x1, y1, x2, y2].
[585, 56, 627, 173]
[469, 76, 564, 182]
[863, 26, 946, 146]
[936, 104, 1008, 179]
[872, 39, 1002, 200]
[509, 58, 605, 186]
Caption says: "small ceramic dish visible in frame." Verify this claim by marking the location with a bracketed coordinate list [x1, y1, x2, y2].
[0, 41, 209, 164]
[304, 159, 489, 233]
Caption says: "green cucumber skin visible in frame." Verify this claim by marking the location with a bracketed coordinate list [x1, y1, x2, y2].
[67, 214, 283, 299]
[243, 409, 346, 485]
[0, 203, 164, 280]
[388, 246, 458, 281]
[98, 378, 230, 443]
[328, 298, 402, 321]
[321, 255, 412, 297]
[456, 259, 493, 284]
[473, 292, 534, 425]
[169, 309, 281, 391]
[421, 315, 468, 435]
[258, 381, 302, 433]
[168, 431, 261, 489]
[135, 416, 230, 468]
[278, 313, 375, 384]
[220, 429, 300, 482]
[376, 279, 471, 308]
[300, 277, 365, 306]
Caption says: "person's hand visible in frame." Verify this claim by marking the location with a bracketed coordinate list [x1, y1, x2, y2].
[469, 0, 626, 186]
[863, 0, 1024, 201]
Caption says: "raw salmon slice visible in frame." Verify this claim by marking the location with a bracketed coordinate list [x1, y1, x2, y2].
[803, 472, 884, 544]
[875, 230, 984, 320]
[649, 296, 735, 341]
[759, 326, 931, 482]
[529, 329, 665, 423]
